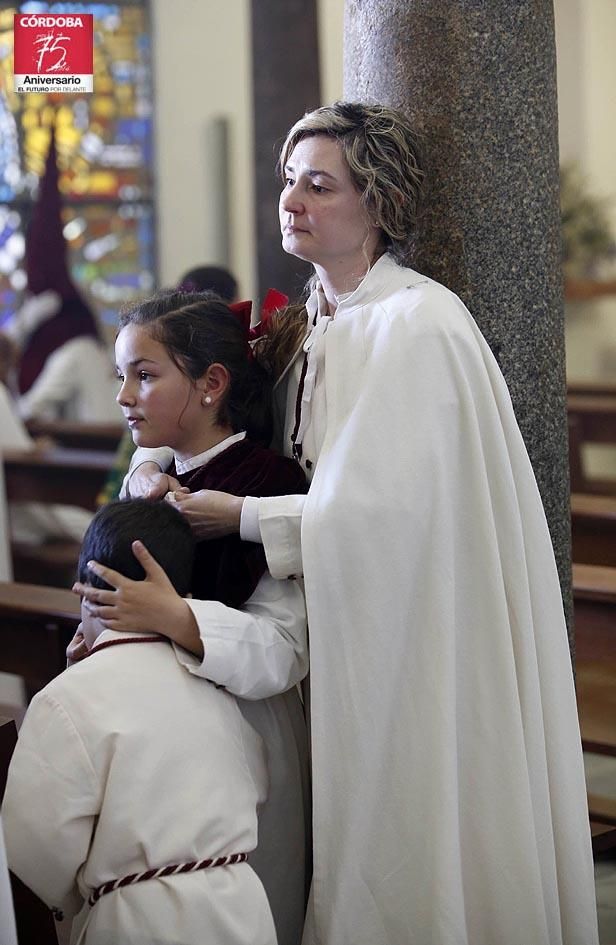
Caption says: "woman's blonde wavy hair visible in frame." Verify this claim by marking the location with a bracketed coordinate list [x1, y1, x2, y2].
[278, 101, 425, 267]
[259, 102, 426, 379]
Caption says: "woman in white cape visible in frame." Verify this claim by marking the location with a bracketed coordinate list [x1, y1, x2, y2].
[83, 102, 598, 945]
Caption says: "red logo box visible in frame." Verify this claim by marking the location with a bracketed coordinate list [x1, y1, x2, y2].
[14, 13, 93, 93]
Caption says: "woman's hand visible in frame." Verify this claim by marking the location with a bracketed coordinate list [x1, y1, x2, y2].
[66, 629, 90, 666]
[72, 540, 203, 658]
[167, 489, 244, 540]
[127, 461, 184, 500]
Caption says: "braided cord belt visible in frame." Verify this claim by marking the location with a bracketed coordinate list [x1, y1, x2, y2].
[88, 852, 248, 906]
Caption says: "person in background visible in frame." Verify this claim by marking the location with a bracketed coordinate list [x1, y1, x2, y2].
[92, 102, 599, 945]
[3, 498, 277, 945]
[0, 330, 92, 545]
[14, 130, 118, 423]
[178, 264, 238, 302]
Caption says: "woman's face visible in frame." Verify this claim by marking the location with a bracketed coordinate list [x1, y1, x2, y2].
[279, 135, 380, 272]
[115, 324, 207, 461]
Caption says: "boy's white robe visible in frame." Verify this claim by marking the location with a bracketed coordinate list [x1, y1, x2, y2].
[2, 630, 277, 945]
[258, 256, 598, 945]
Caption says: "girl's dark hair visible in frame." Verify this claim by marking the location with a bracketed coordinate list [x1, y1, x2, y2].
[119, 291, 273, 445]
[78, 499, 195, 596]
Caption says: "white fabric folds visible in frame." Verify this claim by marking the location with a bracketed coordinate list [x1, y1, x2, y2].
[271, 256, 598, 945]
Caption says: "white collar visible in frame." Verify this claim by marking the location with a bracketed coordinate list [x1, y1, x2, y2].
[273, 254, 425, 391]
[174, 431, 247, 475]
[304, 252, 399, 322]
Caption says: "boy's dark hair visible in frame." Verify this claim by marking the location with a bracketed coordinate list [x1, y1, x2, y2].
[78, 499, 195, 596]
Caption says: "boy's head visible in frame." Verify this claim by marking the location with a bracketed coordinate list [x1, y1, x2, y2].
[77, 499, 195, 647]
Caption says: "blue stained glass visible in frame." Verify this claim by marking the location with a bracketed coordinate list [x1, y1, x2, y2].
[21, 3, 121, 14]
[0, 94, 19, 201]
[1, 2, 156, 324]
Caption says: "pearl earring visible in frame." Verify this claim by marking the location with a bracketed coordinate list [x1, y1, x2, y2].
[203, 395, 212, 405]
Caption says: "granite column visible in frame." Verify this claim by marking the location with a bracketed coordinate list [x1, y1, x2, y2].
[345, 1, 572, 638]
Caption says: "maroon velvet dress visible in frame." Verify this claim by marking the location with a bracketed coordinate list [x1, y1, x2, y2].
[170, 438, 307, 607]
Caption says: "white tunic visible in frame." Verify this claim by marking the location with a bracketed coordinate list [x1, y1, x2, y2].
[19, 336, 121, 423]
[2, 630, 277, 945]
[257, 254, 598, 945]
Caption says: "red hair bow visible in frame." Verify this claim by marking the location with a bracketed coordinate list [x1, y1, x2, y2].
[227, 299, 252, 333]
[228, 288, 289, 340]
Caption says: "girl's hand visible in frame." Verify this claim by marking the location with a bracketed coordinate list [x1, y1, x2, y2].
[72, 541, 203, 657]
[167, 489, 244, 540]
[128, 462, 184, 500]
[66, 629, 90, 666]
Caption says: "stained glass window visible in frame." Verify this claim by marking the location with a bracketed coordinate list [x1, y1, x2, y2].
[0, 0, 154, 328]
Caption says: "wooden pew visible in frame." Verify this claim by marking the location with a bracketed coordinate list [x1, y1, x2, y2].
[569, 380, 616, 398]
[2, 446, 114, 587]
[573, 563, 616, 850]
[573, 566, 616, 768]
[0, 581, 80, 694]
[3, 446, 114, 511]
[25, 418, 124, 452]
[0, 716, 59, 944]
[571, 492, 616, 568]
[568, 393, 616, 494]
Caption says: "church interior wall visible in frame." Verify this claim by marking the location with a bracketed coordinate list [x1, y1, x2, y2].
[556, 0, 616, 477]
[152, 0, 344, 301]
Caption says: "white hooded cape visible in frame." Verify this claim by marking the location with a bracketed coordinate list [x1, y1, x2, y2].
[262, 256, 597, 945]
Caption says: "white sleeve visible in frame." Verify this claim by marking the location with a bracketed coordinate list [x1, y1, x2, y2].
[18, 343, 77, 420]
[0, 384, 33, 450]
[2, 691, 100, 919]
[257, 493, 306, 579]
[120, 446, 174, 498]
[7, 291, 61, 349]
[173, 571, 308, 700]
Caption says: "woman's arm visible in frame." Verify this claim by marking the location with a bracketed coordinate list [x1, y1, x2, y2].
[167, 489, 307, 577]
[179, 572, 308, 699]
[250, 493, 307, 580]
[75, 541, 308, 700]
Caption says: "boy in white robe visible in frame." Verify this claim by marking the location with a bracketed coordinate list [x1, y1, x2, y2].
[2, 498, 277, 945]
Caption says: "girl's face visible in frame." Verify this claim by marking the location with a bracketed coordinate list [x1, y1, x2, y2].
[115, 324, 208, 461]
[279, 135, 381, 272]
